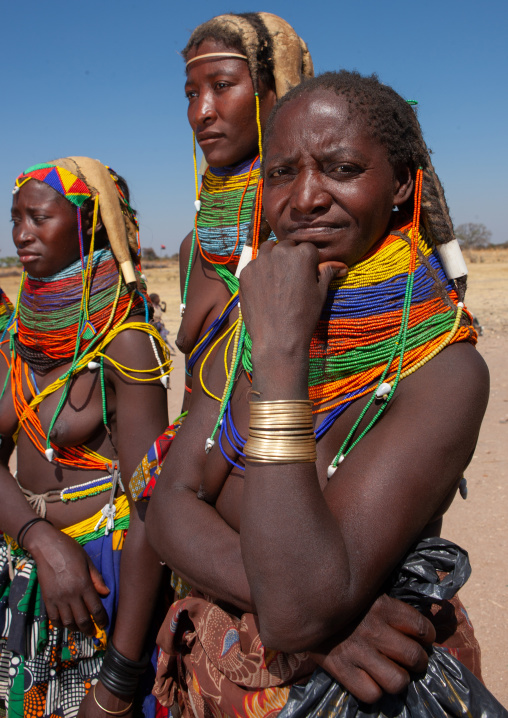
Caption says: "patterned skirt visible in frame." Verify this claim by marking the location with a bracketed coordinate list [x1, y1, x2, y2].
[0, 499, 131, 718]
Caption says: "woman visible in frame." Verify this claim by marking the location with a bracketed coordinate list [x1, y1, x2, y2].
[0, 158, 170, 717]
[177, 12, 313, 380]
[148, 73, 507, 715]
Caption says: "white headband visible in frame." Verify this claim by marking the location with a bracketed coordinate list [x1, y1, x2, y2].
[186, 52, 248, 68]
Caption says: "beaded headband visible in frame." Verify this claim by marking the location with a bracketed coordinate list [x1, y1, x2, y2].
[186, 52, 248, 68]
[13, 158, 140, 287]
[14, 164, 91, 206]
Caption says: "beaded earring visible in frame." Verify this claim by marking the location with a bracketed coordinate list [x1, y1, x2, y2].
[180, 83, 265, 317]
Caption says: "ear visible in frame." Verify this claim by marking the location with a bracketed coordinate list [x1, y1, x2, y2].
[392, 165, 414, 208]
[86, 211, 103, 236]
[258, 81, 277, 125]
[80, 205, 103, 236]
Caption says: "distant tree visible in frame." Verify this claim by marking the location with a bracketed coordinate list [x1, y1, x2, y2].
[455, 223, 492, 249]
[0, 256, 21, 268]
[142, 247, 159, 261]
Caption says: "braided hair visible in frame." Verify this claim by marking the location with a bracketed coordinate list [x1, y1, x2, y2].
[182, 12, 276, 95]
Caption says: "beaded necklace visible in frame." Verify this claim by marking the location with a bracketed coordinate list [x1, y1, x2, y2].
[0, 290, 13, 338]
[0, 255, 171, 472]
[196, 184, 477, 468]
[181, 155, 274, 313]
[14, 249, 139, 366]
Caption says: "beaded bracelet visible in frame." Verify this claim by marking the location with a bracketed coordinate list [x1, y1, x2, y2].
[16, 517, 52, 549]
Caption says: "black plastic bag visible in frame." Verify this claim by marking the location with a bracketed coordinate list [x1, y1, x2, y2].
[279, 538, 507, 717]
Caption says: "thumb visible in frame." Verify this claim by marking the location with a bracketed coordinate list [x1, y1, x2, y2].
[317, 261, 348, 290]
[87, 557, 110, 596]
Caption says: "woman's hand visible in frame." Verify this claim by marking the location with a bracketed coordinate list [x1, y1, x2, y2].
[77, 681, 133, 718]
[309, 594, 436, 703]
[239, 240, 347, 360]
[26, 523, 109, 637]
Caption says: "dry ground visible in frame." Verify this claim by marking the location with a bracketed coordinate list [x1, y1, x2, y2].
[1, 248, 506, 706]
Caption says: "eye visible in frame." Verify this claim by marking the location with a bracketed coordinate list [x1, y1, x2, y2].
[267, 167, 290, 179]
[331, 163, 362, 177]
[214, 81, 231, 91]
[185, 89, 198, 100]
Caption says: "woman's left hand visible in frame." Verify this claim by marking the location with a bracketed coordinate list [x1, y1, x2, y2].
[239, 240, 347, 361]
[77, 682, 133, 718]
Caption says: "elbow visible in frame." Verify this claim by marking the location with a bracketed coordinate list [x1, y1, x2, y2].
[256, 602, 343, 654]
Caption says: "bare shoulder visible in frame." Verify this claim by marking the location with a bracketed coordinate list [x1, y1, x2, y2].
[104, 319, 167, 370]
[401, 341, 489, 420]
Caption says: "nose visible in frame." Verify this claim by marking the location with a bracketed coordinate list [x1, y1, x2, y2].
[191, 88, 217, 128]
[290, 170, 331, 216]
[13, 220, 34, 247]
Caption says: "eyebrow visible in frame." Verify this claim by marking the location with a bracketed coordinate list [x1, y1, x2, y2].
[265, 144, 370, 166]
[185, 65, 245, 84]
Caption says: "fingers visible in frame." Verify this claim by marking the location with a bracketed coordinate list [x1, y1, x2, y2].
[337, 666, 384, 705]
[380, 595, 436, 645]
[87, 557, 110, 597]
[46, 597, 104, 637]
[82, 585, 109, 630]
[317, 261, 348, 287]
[371, 626, 430, 675]
[340, 654, 411, 702]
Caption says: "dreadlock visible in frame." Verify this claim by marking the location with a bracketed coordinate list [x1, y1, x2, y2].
[182, 12, 276, 94]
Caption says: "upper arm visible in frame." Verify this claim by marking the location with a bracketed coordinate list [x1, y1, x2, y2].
[322, 342, 489, 598]
[104, 326, 169, 483]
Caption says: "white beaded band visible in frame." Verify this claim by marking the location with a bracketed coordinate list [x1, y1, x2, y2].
[186, 52, 248, 68]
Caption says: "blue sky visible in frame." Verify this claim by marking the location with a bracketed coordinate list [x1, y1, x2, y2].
[1, 0, 506, 257]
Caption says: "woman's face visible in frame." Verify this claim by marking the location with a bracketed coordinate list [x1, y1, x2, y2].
[263, 90, 413, 267]
[11, 180, 82, 278]
[185, 39, 276, 168]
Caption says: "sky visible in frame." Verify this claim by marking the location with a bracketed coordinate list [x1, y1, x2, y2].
[1, 0, 507, 258]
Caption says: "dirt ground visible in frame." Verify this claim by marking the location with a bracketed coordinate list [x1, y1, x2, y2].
[1, 247, 506, 706]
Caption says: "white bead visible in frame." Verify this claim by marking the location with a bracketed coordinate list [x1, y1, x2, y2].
[205, 438, 215, 453]
[141, 274, 147, 282]
[457, 302, 464, 308]
[180, 303, 186, 317]
[338, 454, 344, 463]
[45, 448, 54, 462]
[327, 464, 337, 478]
[194, 200, 201, 212]
[376, 382, 392, 400]
[87, 361, 100, 371]
[160, 374, 170, 389]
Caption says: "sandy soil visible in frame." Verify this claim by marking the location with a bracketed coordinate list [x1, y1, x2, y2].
[1, 248, 506, 706]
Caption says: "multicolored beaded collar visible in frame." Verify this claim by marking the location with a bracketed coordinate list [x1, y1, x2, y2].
[194, 171, 477, 470]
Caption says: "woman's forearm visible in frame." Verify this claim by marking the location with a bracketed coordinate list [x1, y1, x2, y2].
[147, 485, 253, 612]
[109, 507, 164, 660]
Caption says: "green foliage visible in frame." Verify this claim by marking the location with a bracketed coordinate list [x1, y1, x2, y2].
[142, 247, 159, 261]
[0, 256, 21, 268]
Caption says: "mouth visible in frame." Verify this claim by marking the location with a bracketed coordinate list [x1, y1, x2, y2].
[196, 132, 224, 146]
[286, 224, 346, 241]
[17, 251, 39, 264]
